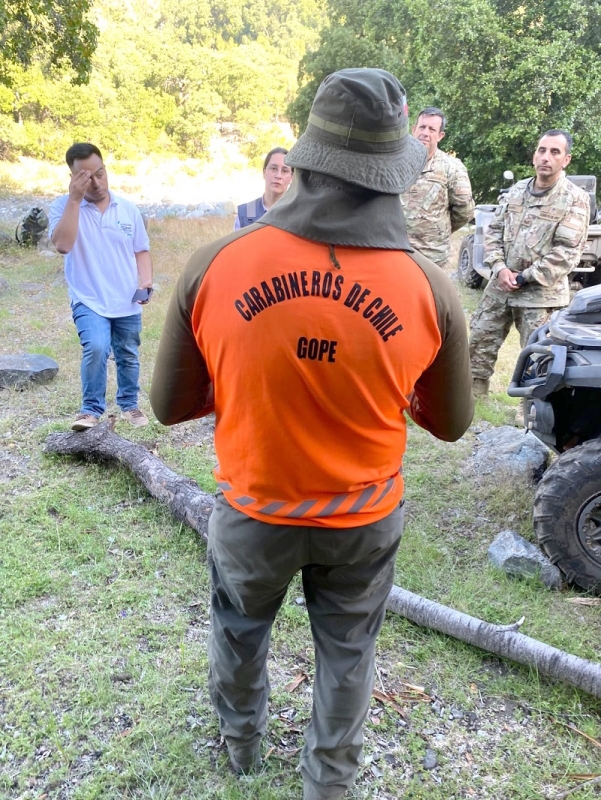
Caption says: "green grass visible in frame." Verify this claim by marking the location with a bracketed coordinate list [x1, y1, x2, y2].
[0, 226, 600, 799]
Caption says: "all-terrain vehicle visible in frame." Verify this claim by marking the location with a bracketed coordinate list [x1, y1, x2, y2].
[457, 174, 601, 291]
[508, 284, 601, 594]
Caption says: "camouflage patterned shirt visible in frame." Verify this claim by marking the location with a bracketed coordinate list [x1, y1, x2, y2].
[484, 175, 590, 308]
[401, 148, 474, 268]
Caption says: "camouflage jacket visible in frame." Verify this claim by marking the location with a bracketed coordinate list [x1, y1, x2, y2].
[484, 175, 590, 308]
[401, 149, 474, 267]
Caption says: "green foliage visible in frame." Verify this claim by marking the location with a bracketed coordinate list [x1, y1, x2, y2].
[289, 0, 601, 200]
[288, 24, 407, 136]
[0, 112, 26, 159]
[405, 0, 601, 198]
[0, 0, 326, 162]
[241, 123, 295, 168]
[0, 0, 98, 86]
[3, 0, 601, 181]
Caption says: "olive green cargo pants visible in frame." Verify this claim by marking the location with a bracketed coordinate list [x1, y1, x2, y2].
[469, 293, 558, 381]
[207, 493, 404, 798]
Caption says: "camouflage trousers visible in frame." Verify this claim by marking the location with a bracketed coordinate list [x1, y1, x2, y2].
[469, 294, 559, 381]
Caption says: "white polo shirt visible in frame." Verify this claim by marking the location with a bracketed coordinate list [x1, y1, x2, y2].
[49, 191, 150, 318]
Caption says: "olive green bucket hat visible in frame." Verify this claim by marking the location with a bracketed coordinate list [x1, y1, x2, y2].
[285, 68, 427, 194]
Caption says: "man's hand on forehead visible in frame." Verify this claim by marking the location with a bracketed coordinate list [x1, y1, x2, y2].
[69, 169, 92, 200]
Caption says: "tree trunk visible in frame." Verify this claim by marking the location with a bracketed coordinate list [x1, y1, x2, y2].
[44, 422, 601, 699]
[44, 420, 214, 538]
[387, 587, 601, 698]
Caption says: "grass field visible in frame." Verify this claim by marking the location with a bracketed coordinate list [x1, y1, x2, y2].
[0, 215, 599, 800]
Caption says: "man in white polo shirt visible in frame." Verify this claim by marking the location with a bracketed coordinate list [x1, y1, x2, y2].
[50, 142, 153, 431]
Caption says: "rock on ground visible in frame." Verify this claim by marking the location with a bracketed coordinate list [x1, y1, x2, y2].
[488, 529, 563, 590]
[470, 425, 549, 482]
[1, 197, 236, 226]
[0, 354, 59, 389]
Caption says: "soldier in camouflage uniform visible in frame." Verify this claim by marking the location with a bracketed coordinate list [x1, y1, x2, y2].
[470, 130, 590, 397]
[401, 107, 474, 268]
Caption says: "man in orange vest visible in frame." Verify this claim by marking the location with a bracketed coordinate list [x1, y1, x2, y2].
[151, 68, 474, 800]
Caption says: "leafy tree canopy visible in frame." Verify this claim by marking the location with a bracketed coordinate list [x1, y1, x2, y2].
[0, 0, 98, 86]
[289, 0, 601, 199]
[0, 0, 326, 162]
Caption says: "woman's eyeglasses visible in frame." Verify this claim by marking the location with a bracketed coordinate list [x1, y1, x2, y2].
[266, 165, 292, 176]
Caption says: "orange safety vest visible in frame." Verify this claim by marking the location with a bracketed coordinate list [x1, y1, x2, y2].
[189, 226, 444, 528]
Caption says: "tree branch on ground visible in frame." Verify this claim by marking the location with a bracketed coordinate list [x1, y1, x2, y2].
[44, 421, 601, 700]
[44, 418, 214, 536]
[386, 587, 601, 699]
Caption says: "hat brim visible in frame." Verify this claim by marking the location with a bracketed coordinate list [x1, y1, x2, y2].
[285, 133, 427, 195]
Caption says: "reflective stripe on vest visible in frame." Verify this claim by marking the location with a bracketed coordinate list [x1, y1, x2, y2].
[237, 197, 266, 228]
[217, 474, 400, 520]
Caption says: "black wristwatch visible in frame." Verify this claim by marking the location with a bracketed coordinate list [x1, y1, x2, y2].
[515, 273, 526, 287]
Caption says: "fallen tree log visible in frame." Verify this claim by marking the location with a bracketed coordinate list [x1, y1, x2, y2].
[44, 421, 601, 699]
[387, 587, 601, 698]
[44, 419, 214, 538]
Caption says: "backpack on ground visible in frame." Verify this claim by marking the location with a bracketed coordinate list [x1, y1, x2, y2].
[15, 207, 49, 247]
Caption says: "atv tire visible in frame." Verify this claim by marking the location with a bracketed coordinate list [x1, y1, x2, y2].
[534, 438, 601, 594]
[457, 235, 483, 289]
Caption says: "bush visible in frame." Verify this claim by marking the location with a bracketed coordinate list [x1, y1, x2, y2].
[109, 162, 138, 176]
[240, 123, 295, 169]
[0, 115, 27, 161]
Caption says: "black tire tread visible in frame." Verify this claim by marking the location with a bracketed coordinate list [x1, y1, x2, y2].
[533, 438, 601, 594]
[457, 235, 483, 289]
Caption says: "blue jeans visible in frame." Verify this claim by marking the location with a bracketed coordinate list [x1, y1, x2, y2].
[71, 302, 142, 417]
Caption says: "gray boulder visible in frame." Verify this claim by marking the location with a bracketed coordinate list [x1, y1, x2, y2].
[0, 354, 59, 389]
[185, 208, 207, 219]
[19, 281, 45, 294]
[471, 425, 549, 482]
[488, 529, 563, 590]
[155, 207, 175, 219]
[214, 199, 236, 215]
